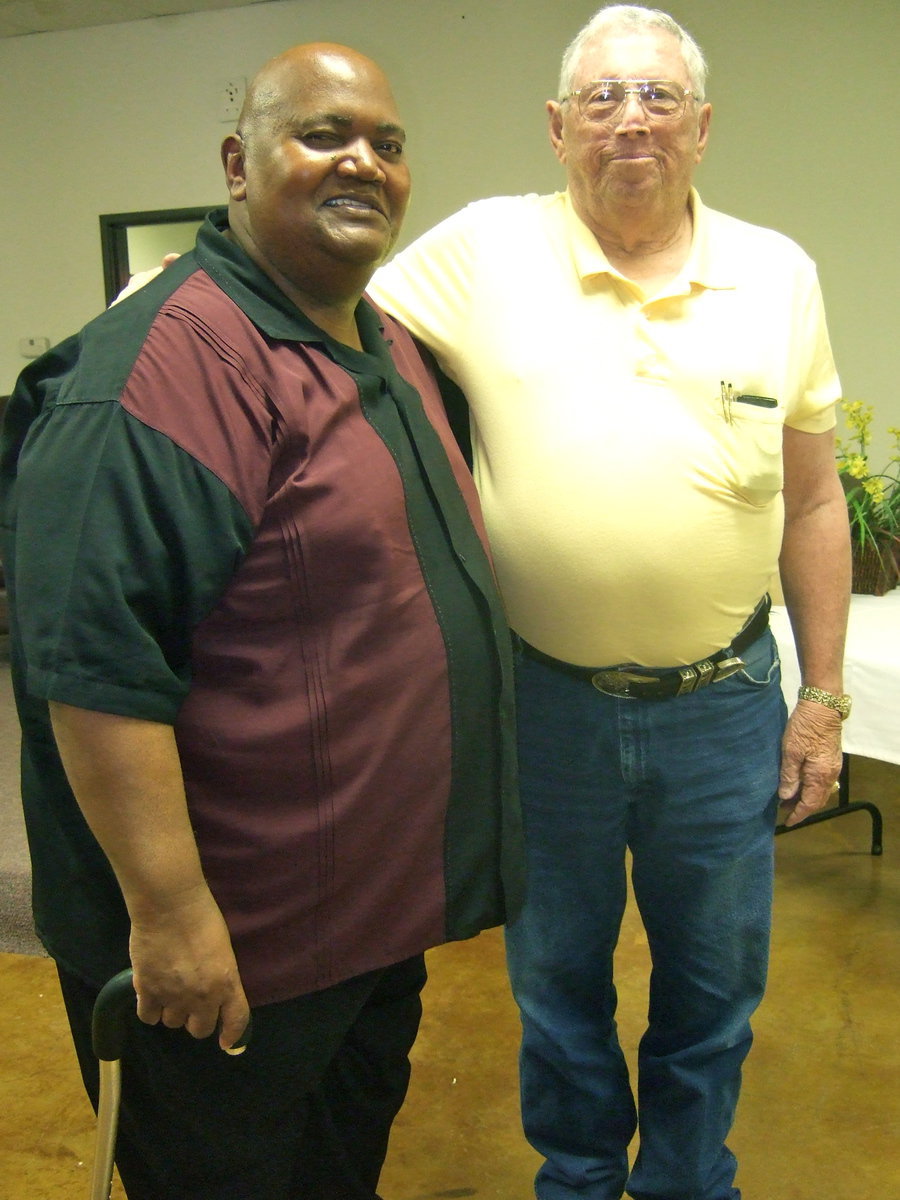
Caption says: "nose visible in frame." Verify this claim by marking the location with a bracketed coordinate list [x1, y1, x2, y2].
[616, 91, 649, 132]
[334, 139, 386, 182]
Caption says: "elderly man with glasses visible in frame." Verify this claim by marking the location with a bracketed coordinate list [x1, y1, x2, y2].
[371, 4, 850, 1198]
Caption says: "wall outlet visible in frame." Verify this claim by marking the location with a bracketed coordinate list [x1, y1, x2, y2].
[220, 77, 245, 123]
[19, 336, 49, 358]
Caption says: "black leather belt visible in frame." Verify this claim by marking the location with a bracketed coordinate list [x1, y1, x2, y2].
[517, 595, 771, 700]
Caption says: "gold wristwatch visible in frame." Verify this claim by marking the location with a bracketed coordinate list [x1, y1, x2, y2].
[797, 686, 852, 720]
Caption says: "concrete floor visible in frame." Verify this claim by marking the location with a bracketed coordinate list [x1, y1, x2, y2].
[1, 756, 897, 1199]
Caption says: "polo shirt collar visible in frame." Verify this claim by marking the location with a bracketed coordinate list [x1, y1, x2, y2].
[682, 192, 735, 290]
[194, 208, 392, 371]
[563, 188, 735, 292]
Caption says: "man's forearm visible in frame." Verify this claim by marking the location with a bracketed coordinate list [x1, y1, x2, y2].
[779, 426, 851, 692]
[48, 701, 250, 1048]
[779, 495, 850, 693]
[776, 427, 851, 821]
[48, 701, 208, 916]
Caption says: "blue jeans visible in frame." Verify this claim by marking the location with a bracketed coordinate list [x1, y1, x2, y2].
[505, 630, 785, 1200]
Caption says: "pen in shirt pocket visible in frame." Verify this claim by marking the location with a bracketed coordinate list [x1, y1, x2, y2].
[734, 393, 778, 409]
[719, 382, 778, 424]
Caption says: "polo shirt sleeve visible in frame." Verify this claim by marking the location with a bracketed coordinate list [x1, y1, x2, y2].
[370, 204, 480, 377]
[783, 257, 841, 436]
[13, 360, 255, 725]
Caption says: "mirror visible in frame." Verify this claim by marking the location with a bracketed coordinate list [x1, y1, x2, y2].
[99, 206, 215, 305]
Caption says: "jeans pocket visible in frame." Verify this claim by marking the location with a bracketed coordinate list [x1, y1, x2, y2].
[724, 628, 781, 690]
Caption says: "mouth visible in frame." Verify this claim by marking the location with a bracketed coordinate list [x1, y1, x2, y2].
[323, 194, 387, 220]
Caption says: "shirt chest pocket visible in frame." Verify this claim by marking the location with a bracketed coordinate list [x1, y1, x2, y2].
[721, 403, 784, 507]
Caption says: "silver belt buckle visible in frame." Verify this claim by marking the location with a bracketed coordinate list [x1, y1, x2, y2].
[590, 669, 657, 698]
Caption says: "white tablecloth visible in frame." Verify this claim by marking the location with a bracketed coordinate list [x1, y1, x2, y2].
[769, 589, 900, 766]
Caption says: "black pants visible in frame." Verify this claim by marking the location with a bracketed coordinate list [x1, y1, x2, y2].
[59, 954, 427, 1199]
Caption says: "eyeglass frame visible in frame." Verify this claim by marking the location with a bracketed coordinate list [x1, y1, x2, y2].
[562, 79, 698, 122]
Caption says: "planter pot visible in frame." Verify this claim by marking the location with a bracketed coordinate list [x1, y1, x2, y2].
[851, 539, 899, 595]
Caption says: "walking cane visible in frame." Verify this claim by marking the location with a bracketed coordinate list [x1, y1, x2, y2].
[88, 968, 252, 1198]
[89, 968, 136, 1200]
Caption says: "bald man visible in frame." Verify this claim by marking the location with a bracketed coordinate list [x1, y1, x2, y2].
[0, 44, 523, 1199]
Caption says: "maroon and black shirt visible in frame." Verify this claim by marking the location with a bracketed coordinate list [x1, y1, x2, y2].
[1, 211, 524, 1005]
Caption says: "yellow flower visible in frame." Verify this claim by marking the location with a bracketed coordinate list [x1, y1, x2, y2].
[840, 399, 872, 449]
[837, 401, 900, 551]
[845, 455, 869, 479]
[862, 477, 887, 504]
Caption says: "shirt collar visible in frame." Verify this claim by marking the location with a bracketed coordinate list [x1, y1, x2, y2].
[563, 188, 735, 292]
[194, 208, 393, 370]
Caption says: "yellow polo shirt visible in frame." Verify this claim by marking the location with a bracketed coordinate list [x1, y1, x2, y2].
[374, 190, 840, 667]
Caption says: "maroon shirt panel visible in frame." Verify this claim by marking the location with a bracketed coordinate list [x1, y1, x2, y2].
[120, 274, 459, 1003]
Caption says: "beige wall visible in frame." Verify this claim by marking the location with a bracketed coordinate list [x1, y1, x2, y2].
[3, 0, 897, 464]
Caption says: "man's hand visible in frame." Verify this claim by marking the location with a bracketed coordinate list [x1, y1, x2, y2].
[129, 882, 251, 1053]
[112, 253, 181, 305]
[777, 699, 843, 826]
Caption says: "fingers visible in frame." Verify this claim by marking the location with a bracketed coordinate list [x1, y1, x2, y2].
[134, 992, 220, 1038]
[779, 769, 839, 827]
[134, 991, 164, 1027]
[219, 997, 252, 1054]
[777, 761, 800, 802]
[780, 791, 824, 827]
[133, 977, 250, 1052]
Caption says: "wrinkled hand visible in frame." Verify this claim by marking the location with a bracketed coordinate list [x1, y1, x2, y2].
[778, 699, 843, 827]
[128, 884, 250, 1053]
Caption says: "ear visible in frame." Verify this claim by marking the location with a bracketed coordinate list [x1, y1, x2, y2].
[695, 102, 712, 164]
[222, 133, 248, 200]
[547, 99, 567, 165]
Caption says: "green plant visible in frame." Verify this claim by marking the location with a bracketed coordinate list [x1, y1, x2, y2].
[835, 400, 900, 559]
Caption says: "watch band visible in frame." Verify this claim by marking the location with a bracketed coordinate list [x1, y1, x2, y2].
[797, 685, 851, 720]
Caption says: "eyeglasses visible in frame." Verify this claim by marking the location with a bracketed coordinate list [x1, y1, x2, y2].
[565, 79, 695, 122]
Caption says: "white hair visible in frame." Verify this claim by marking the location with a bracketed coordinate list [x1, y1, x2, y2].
[558, 5, 708, 101]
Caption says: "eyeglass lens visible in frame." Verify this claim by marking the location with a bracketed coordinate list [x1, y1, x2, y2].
[577, 80, 686, 119]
